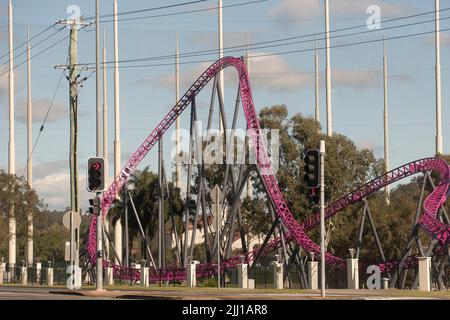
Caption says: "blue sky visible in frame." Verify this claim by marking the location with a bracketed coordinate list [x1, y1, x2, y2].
[0, 0, 449, 211]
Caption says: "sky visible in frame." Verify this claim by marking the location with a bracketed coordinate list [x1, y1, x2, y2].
[0, 0, 449, 212]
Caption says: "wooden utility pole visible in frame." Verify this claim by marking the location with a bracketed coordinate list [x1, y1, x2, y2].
[55, 16, 91, 282]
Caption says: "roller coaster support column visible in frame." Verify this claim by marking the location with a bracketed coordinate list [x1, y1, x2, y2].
[418, 257, 431, 291]
[391, 172, 428, 288]
[320, 140, 326, 297]
[128, 191, 157, 269]
[363, 198, 388, 277]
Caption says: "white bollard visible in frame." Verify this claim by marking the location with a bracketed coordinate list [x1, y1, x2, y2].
[46, 268, 54, 287]
[187, 263, 197, 288]
[106, 267, 114, 286]
[74, 266, 82, 289]
[248, 278, 255, 289]
[382, 277, 389, 290]
[237, 264, 248, 289]
[140, 267, 149, 287]
[418, 257, 431, 292]
[347, 258, 359, 289]
[307, 261, 319, 290]
[36, 263, 42, 284]
[0, 263, 3, 285]
[273, 262, 283, 289]
[20, 267, 27, 285]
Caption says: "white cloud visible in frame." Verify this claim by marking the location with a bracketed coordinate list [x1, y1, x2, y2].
[33, 171, 92, 212]
[15, 98, 68, 124]
[357, 139, 384, 157]
[269, 0, 414, 26]
[147, 53, 405, 93]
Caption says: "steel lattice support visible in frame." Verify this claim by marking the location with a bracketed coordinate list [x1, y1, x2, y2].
[84, 57, 450, 284]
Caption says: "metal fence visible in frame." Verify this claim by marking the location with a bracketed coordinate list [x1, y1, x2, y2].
[1, 266, 67, 286]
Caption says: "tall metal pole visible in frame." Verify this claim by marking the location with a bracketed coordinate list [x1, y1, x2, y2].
[216, 187, 221, 291]
[26, 24, 33, 266]
[95, 0, 103, 291]
[245, 33, 253, 201]
[324, 0, 332, 137]
[320, 140, 326, 297]
[113, 0, 123, 266]
[175, 32, 181, 190]
[102, 27, 110, 261]
[218, 0, 224, 134]
[124, 192, 129, 268]
[158, 137, 166, 269]
[435, 0, 443, 155]
[383, 40, 390, 205]
[315, 38, 320, 131]
[8, 0, 16, 272]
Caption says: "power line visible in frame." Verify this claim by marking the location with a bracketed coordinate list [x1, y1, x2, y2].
[20, 66, 67, 179]
[0, 23, 58, 62]
[97, 0, 269, 23]
[0, 25, 89, 78]
[99, 26, 450, 70]
[77, 13, 450, 68]
[84, 0, 212, 20]
[76, 8, 450, 67]
[0, 26, 65, 66]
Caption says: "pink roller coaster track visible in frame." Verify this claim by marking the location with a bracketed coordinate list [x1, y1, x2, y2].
[86, 57, 450, 282]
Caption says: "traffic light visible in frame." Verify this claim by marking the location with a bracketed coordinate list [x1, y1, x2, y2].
[303, 149, 320, 189]
[87, 157, 105, 192]
[88, 197, 101, 216]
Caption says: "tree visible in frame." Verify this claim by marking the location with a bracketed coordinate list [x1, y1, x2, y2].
[243, 105, 383, 243]
[0, 171, 43, 263]
[109, 167, 184, 264]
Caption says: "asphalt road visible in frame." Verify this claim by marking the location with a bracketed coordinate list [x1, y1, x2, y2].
[0, 287, 115, 300]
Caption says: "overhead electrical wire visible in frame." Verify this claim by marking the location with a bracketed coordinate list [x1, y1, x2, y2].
[98, 26, 450, 70]
[0, 26, 66, 66]
[84, 0, 212, 20]
[0, 22, 58, 63]
[96, 0, 269, 23]
[75, 11, 450, 68]
[0, 25, 89, 78]
[20, 67, 67, 179]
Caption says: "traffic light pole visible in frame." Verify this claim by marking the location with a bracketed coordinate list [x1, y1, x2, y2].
[95, 0, 103, 292]
[96, 192, 103, 291]
[320, 140, 326, 297]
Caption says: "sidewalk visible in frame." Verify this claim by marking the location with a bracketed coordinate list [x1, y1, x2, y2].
[48, 288, 450, 300]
